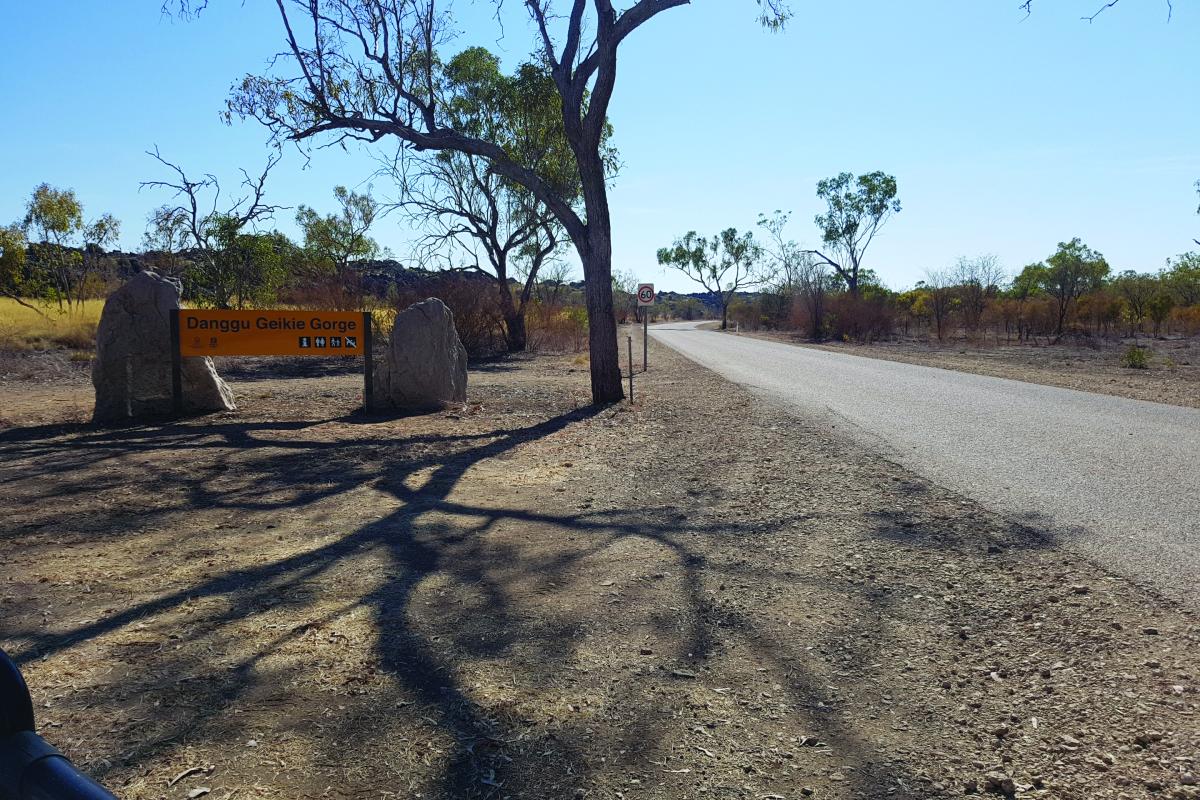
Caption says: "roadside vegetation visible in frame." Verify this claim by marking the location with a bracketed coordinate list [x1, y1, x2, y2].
[688, 175, 1200, 349]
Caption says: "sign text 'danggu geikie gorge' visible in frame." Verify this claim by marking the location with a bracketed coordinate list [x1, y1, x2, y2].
[177, 310, 366, 357]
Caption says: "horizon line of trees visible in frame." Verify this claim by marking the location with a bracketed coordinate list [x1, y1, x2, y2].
[723, 241, 1200, 344]
[660, 168, 1200, 344]
[6, 157, 1198, 354]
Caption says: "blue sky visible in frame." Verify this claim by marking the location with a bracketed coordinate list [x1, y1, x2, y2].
[1, 1, 1197, 293]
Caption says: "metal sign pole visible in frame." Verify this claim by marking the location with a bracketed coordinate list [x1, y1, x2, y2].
[169, 309, 183, 417]
[363, 310, 374, 411]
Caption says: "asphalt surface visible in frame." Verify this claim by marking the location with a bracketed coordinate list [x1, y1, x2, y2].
[651, 321, 1200, 605]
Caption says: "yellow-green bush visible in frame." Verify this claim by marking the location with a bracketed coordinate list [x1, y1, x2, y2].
[1121, 345, 1149, 369]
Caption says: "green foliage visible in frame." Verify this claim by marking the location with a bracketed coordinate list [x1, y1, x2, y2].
[1046, 238, 1109, 286]
[22, 184, 83, 244]
[657, 228, 765, 329]
[21, 184, 87, 308]
[436, 46, 612, 224]
[0, 224, 34, 300]
[83, 213, 121, 252]
[143, 150, 287, 308]
[296, 186, 380, 274]
[1147, 291, 1174, 334]
[815, 172, 901, 241]
[185, 217, 293, 309]
[14, 184, 123, 308]
[1121, 345, 1149, 369]
[403, 47, 588, 348]
[1164, 252, 1200, 306]
[812, 171, 900, 294]
[1113, 270, 1155, 328]
[1020, 238, 1109, 335]
[1008, 264, 1046, 300]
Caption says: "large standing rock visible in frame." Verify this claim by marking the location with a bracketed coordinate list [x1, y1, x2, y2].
[373, 298, 468, 411]
[92, 271, 235, 423]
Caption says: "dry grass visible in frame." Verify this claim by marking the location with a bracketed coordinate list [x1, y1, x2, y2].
[0, 298, 103, 351]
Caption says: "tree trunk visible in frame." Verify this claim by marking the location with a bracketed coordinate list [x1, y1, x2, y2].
[721, 303, 729, 330]
[495, 269, 528, 354]
[504, 310, 527, 353]
[575, 151, 624, 405]
[580, 234, 624, 404]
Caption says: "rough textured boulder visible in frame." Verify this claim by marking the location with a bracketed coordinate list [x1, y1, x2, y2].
[373, 298, 468, 411]
[92, 271, 235, 423]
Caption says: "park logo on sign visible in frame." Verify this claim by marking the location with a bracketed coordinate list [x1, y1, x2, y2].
[637, 283, 655, 307]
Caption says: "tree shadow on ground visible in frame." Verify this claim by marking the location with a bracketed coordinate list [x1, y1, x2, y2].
[866, 506, 1059, 552]
[2, 402, 951, 798]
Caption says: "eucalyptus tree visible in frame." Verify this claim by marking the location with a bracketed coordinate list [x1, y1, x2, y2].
[296, 187, 380, 273]
[221, 0, 791, 404]
[1017, 238, 1110, 338]
[1113, 270, 1156, 334]
[295, 186, 381, 308]
[804, 171, 900, 296]
[142, 147, 286, 308]
[21, 184, 84, 310]
[393, 48, 586, 352]
[657, 228, 766, 331]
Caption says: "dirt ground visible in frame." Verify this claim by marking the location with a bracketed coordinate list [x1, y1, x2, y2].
[730, 332, 1200, 409]
[1, 336, 1197, 800]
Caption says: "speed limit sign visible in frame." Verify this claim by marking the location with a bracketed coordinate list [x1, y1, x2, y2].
[637, 283, 655, 307]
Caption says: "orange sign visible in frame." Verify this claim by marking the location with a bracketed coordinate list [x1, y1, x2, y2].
[176, 310, 367, 357]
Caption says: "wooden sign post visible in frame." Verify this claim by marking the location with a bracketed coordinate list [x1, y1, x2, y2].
[169, 309, 375, 414]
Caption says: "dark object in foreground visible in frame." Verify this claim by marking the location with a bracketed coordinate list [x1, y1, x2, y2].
[0, 649, 117, 800]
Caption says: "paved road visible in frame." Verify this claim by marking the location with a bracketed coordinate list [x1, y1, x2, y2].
[651, 322, 1200, 603]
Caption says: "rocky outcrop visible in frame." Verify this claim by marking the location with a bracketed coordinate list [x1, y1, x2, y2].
[92, 271, 235, 423]
[373, 298, 467, 412]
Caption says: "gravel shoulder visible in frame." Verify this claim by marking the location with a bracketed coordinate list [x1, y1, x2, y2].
[0, 339, 1196, 800]
[730, 331, 1200, 409]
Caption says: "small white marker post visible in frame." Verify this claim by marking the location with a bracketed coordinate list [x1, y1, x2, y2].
[637, 282, 655, 372]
